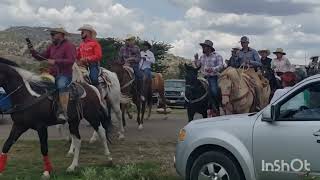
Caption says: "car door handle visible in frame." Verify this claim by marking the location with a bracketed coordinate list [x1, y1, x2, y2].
[313, 130, 320, 137]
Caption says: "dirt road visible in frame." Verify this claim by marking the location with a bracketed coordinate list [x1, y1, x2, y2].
[0, 109, 199, 141]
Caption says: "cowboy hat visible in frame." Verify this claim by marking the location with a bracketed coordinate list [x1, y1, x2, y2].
[258, 49, 271, 56]
[49, 27, 70, 35]
[78, 24, 97, 37]
[273, 48, 286, 55]
[239, 36, 249, 43]
[310, 56, 319, 60]
[199, 40, 215, 50]
[125, 34, 136, 41]
[142, 41, 152, 49]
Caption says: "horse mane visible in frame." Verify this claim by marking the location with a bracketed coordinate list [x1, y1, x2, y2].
[0, 57, 20, 67]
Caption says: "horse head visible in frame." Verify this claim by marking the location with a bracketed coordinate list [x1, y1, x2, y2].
[184, 63, 200, 84]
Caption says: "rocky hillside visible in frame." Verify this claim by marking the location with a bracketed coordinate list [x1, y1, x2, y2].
[0, 26, 189, 78]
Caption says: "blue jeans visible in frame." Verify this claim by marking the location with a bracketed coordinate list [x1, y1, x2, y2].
[206, 76, 220, 109]
[132, 64, 143, 80]
[142, 68, 152, 80]
[56, 75, 72, 92]
[88, 62, 100, 85]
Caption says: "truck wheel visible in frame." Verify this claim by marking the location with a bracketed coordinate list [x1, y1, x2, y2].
[190, 151, 244, 180]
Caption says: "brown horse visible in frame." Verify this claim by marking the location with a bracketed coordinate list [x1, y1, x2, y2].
[109, 62, 144, 129]
[0, 58, 112, 178]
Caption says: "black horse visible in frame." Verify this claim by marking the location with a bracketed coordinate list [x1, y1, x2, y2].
[261, 66, 281, 100]
[184, 64, 209, 122]
[0, 58, 112, 178]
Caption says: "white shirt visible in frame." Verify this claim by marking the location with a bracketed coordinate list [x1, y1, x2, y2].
[139, 50, 155, 70]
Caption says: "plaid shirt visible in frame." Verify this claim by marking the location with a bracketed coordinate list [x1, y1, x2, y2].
[118, 45, 141, 65]
[195, 52, 224, 76]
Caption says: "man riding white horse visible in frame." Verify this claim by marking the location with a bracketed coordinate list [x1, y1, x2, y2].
[76, 24, 103, 94]
[29, 27, 76, 124]
[194, 40, 224, 117]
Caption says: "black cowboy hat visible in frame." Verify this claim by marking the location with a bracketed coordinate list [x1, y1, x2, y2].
[142, 41, 152, 49]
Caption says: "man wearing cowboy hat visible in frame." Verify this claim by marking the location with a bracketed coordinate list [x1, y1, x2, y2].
[236, 36, 265, 110]
[194, 40, 224, 117]
[307, 55, 319, 76]
[76, 24, 103, 92]
[140, 41, 155, 80]
[29, 27, 76, 124]
[228, 47, 240, 68]
[258, 49, 272, 69]
[271, 48, 292, 76]
[118, 35, 145, 101]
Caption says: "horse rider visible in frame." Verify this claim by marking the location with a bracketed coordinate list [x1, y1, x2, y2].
[140, 41, 155, 80]
[28, 27, 76, 124]
[258, 49, 272, 69]
[307, 56, 319, 76]
[236, 36, 264, 110]
[76, 24, 103, 93]
[271, 48, 292, 77]
[228, 47, 240, 68]
[194, 40, 224, 117]
[118, 35, 145, 101]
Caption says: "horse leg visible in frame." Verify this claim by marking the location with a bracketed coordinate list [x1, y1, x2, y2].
[89, 131, 99, 144]
[0, 124, 28, 173]
[67, 121, 81, 172]
[136, 100, 143, 130]
[111, 101, 124, 140]
[37, 127, 52, 179]
[187, 107, 195, 122]
[96, 125, 112, 161]
[121, 103, 127, 127]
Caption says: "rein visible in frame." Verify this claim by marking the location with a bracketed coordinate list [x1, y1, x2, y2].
[120, 68, 135, 90]
[184, 81, 208, 104]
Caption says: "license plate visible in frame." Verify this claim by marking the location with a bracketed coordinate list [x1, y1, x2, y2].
[170, 100, 176, 103]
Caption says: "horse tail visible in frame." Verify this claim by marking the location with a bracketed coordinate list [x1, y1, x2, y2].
[99, 104, 112, 143]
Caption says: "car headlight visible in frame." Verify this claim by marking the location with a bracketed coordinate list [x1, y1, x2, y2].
[178, 129, 186, 141]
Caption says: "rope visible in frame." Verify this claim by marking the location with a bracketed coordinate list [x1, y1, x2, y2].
[184, 80, 208, 104]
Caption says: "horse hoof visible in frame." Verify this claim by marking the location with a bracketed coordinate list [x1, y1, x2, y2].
[138, 124, 143, 130]
[89, 138, 97, 144]
[41, 171, 50, 179]
[118, 134, 125, 140]
[66, 166, 76, 172]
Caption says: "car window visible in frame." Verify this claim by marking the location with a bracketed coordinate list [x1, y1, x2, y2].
[279, 83, 320, 120]
[165, 81, 185, 88]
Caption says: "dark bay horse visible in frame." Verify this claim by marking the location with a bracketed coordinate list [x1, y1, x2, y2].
[109, 62, 145, 130]
[0, 58, 112, 178]
[184, 64, 209, 122]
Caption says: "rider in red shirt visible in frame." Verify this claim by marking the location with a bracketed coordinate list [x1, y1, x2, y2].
[77, 24, 103, 92]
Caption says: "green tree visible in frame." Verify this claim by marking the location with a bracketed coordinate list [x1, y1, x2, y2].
[177, 62, 186, 79]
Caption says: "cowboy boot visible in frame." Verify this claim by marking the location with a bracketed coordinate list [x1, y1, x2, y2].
[57, 92, 69, 124]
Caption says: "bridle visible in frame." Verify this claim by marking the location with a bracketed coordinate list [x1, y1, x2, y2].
[184, 80, 208, 104]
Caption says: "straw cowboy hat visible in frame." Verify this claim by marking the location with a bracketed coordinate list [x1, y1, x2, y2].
[273, 48, 286, 55]
[125, 34, 136, 41]
[258, 49, 271, 56]
[49, 27, 70, 35]
[200, 40, 215, 51]
[78, 24, 97, 37]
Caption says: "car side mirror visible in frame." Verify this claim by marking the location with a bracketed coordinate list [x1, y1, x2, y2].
[262, 105, 278, 122]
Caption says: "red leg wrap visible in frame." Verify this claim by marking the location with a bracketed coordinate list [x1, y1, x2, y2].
[0, 153, 7, 173]
[43, 155, 53, 172]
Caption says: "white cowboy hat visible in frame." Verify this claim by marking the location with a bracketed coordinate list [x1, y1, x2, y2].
[258, 49, 271, 56]
[125, 34, 136, 41]
[78, 24, 97, 37]
[273, 48, 286, 55]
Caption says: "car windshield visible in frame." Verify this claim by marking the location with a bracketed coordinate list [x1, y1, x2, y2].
[165, 81, 185, 88]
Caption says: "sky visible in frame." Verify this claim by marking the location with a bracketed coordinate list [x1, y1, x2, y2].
[1, 0, 320, 65]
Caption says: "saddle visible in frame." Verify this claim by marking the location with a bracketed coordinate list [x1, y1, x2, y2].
[29, 81, 86, 101]
[79, 66, 112, 86]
